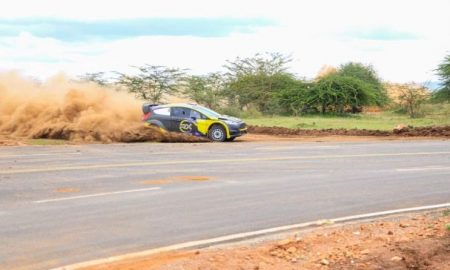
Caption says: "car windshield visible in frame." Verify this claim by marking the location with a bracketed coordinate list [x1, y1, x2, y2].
[192, 105, 222, 119]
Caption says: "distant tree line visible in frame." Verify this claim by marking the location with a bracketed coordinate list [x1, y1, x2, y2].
[79, 52, 450, 118]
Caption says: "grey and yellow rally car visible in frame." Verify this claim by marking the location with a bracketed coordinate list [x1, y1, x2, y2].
[142, 103, 247, 142]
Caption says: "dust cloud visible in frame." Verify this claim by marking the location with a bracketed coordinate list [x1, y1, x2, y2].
[0, 72, 205, 143]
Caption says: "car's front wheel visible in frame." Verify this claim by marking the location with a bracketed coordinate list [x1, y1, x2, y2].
[208, 125, 226, 142]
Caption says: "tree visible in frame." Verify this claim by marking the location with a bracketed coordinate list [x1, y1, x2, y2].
[224, 52, 294, 113]
[116, 65, 185, 103]
[336, 62, 389, 106]
[433, 54, 450, 102]
[277, 81, 315, 115]
[397, 83, 430, 118]
[224, 52, 291, 77]
[308, 74, 376, 114]
[79, 72, 108, 86]
[184, 73, 225, 109]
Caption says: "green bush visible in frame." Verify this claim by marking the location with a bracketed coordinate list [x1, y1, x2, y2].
[313, 74, 377, 113]
[218, 105, 262, 118]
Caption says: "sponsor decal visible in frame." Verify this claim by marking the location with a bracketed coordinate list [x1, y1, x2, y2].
[179, 120, 194, 133]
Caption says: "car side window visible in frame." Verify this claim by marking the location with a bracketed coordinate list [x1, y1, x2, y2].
[171, 107, 191, 118]
[153, 107, 170, 116]
[190, 110, 203, 119]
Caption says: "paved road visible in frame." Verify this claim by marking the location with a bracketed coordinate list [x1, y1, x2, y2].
[0, 140, 449, 269]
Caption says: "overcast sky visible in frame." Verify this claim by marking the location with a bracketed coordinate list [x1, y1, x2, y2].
[0, 0, 449, 83]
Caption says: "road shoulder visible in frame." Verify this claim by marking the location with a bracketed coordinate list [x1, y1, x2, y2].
[77, 209, 450, 270]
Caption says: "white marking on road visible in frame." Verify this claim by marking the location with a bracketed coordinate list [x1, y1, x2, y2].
[396, 166, 450, 172]
[0, 152, 81, 158]
[3, 151, 450, 175]
[50, 202, 450, 270]
[257, 145, 341, 151]
[33, 187, 161, 204]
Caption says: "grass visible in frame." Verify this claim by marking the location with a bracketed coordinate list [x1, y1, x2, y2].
[244, 111, 450, 131]
[443, 209, 450, 217]
[27, 139, 69, 146]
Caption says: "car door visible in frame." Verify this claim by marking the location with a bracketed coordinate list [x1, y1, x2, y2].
[170, 107, 192, 132]
[189, 109, 209, 135]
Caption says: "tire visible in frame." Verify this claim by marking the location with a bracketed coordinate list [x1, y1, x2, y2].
[208, 125, 226, 142]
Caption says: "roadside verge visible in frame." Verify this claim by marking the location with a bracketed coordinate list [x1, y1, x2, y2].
[51, 202, 450, 270]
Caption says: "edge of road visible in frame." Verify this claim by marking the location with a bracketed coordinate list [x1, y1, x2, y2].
[50, 202, 450, 270]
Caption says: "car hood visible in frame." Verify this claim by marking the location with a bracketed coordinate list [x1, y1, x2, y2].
[218, 115, 243, 123]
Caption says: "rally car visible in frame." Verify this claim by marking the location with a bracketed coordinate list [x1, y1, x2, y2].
[142, 103, 247, 142]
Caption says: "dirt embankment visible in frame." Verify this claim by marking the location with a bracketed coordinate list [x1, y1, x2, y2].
[0, 73, 206, 143]
[81, 210, 450, 270]
[248, 125, 450, 138]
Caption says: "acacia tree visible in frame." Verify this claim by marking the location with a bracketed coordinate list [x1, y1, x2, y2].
[337, 62, 389, 107]
[433, 54, 450, 102]
[117, 65, 185, 103]
[397, 83, 430, 118]
[277, 81, 314, 115]
[224, 52, 293, 113]
[184, 73, 225, 109]
[309, 74, 375, 113]
[224, 52, 291, 77]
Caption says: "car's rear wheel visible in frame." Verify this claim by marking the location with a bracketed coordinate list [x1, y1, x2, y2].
[208, 125, 226, 142]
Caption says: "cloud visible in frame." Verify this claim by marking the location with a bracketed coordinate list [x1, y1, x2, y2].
[0, 18, 275, 41]
[0, 0, 449, 83]
[344, 28, 419, 41]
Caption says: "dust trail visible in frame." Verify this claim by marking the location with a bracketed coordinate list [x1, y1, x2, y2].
[0, 72, 205, 143]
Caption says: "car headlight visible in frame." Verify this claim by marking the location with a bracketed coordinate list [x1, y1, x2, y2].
[224, 121, 239, 128]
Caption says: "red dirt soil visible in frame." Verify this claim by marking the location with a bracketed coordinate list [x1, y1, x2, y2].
[81, 210, 450, 270]
[247, 125, 450, 138]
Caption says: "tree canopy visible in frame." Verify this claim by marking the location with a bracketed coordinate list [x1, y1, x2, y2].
[116, 65, 185, 103]
[336, 62, 389, 106]
[433, 54, 450, 102]
[397, 83, 430, 118]
[311, 74, 376, 113]
[91, 52, 409, 117]
[224, 52, 294, 113]
[184, 73, 225, 109]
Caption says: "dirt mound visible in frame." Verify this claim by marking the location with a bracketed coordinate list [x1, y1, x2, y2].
[248, 125, 450, 137]
[392, 125, 450, 137]
[0, 72, 206, 143]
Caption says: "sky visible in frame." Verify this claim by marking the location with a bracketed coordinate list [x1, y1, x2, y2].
[0, 0, 449, 84]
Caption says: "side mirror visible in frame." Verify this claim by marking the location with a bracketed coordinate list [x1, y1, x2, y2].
[190, 116, 197, 121]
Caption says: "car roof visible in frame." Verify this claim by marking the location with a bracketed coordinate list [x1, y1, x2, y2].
[157, 103, 201, 110]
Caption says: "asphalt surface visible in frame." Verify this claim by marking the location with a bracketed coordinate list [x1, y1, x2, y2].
[1, 140, 450, 270]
